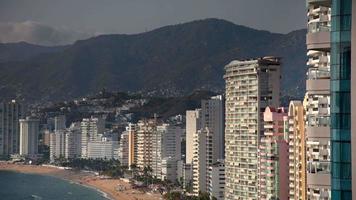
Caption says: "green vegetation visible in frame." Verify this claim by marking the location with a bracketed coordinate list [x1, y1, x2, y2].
[56, 158, 125, 177]
[163, 191, 216, 200]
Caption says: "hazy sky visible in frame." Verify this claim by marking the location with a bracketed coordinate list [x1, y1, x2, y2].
[0, 0, 306, 45]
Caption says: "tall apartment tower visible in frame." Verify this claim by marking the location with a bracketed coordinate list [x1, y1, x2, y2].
[127, 123, 138, 168]
[119, 131, 129, 166]
[224, 57, 281, 199]
[136, 119, 158, 169]
[19, 117, 40, 156]
[288, 101, 307, 200]
[258, 107, 289, 200]
[0, 100, 25, 156]
[152, 124, 182, 180]
[186, 109, 201, 164]
[305, 0, 332, 198]
[191, 95, 224, 195]
[351, 0, 356, 197]
[65, 122, 81, 159]
[81, 117, 105, 158]
[54, 115, 66, 131]
[330, 0, 354, 198]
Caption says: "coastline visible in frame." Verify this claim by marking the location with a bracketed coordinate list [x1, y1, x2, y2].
[0, 162, 162, 200]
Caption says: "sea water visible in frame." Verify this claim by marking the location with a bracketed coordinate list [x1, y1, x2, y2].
[0, 171, 108, 200]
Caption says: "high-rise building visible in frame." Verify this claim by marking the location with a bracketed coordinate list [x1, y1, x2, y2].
[288, 101, 307, 200]
[0, 100, 25, 156]
[81, 117, 105, 158]
[351, 0, 356, 197]
[224, 57, 281, 199]
[161, 157, 178, 183]
[50, 131, 66, 162]
[87, 139, 119, 160]
[330, 0, 354, 198]
[152, 124, 182, 180]
[305, 0, 332, 198]
[127, 123, 137, 168]
[119, 131, 129, 166]
[208, 160, 225, 200]
[190, 95, 224, 195]
[136, 119, 158, 169]
[186, 110, 201, 164]
[50, 123, 82, 162]
[54, 115, 66, 131]
[65, 123, 81, 159]
[258, 107, 288, 200]
[19, 117, 39, 156]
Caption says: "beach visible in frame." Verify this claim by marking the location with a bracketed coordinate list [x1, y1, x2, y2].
[0, 162, 162, 200]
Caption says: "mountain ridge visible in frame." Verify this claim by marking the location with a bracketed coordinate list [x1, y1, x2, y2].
[0, 18, 307, 103]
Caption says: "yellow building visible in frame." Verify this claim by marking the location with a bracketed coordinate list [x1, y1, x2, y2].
[288, 101, 306, 200]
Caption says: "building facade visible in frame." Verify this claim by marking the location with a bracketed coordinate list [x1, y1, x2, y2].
[65, 123, 81, 159]
[19, 117, 39, 156]
[152, 124, 182, 180]
[208, 160, 225, 200]
[224, 57, 281, 199]
[81, 117, 105, 158]
[87, 139, 119, 160]
[258, 107, 288, 200]
[136, 119, 158, 169]
[127, 123, 137, 168]
[0, 100, 25, 156]
[330, 0, 353, 199]
[351, 0, 356, 197]
[191, 95, 224, 195]
[119, 131, 129, 166]
[305, 0, 332, 198]
[186, 109, 201, 164]
[288, 101, 307, 200]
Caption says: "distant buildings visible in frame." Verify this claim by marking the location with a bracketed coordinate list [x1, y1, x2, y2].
[81, 117, 105, 158]
[87, 139, 119, 160]
[288, 101, 307, 200]
[186, 110, 201, 164]
[152, 123, 182, 181]
[119, 131, 129, 166]
[187, 95, 224, 195]
[136, 119, 157, 169]
[65, 123, 81, 159]
[50, 121, 81, 162]
[224, 57, 281, 199]
[19, 117, 40, 156]
[127, 123, 137, 168]
[0, 100, 25, 156]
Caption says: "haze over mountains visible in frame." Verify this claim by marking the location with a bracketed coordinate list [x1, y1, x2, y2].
[0, 18, 307, 103]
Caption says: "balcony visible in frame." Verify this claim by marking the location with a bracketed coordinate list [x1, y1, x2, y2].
[307, 0, 331, 6]
[306, 28, 330, 50]
[307, 68, 330, 80]
[306, 79, 330, 92]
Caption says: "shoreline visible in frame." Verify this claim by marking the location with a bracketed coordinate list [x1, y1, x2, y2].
[0, 162, 162, 200]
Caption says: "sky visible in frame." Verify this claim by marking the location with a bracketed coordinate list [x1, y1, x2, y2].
[0, 0, 306, 46]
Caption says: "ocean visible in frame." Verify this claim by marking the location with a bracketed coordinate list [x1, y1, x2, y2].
[0, 171, 108, 200]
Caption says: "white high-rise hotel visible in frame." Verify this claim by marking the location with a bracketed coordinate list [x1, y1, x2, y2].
[224, 57, 281, 199]
[191, 95, 224, 195]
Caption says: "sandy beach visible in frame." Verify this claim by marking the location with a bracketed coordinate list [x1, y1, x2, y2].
[0, 162, 162, 200]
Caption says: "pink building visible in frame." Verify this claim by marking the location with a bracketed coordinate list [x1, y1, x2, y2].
[258, 107, 289, 200]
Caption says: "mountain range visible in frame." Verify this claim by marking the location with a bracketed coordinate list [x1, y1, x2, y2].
[0, 18, 307, 103]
